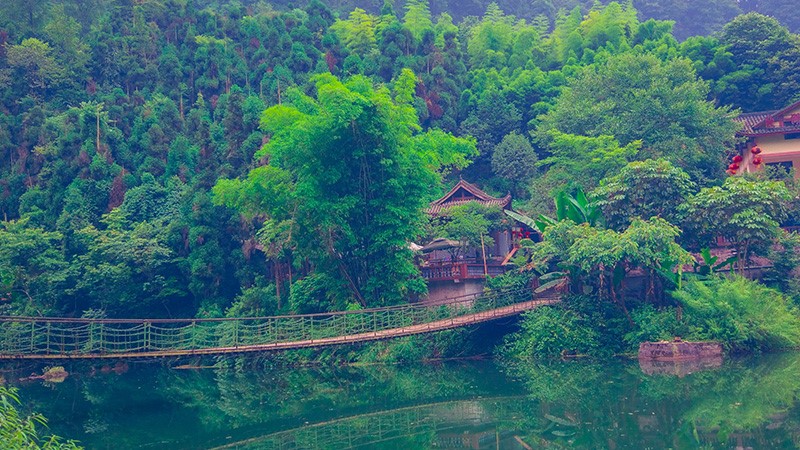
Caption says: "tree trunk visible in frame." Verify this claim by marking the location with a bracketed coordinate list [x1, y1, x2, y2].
[738, 241, 749, 276]
[611, 273, 634, 327]
[274, 261, 281, 309]
[96, 107, 101, 155]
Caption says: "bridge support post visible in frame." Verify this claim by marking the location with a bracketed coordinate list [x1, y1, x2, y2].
[144, 322, 150, 351]
[98, 323, 103, 354]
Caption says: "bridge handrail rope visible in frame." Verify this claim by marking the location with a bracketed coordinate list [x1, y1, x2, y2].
[0, 287, 559, 359]
[0, 288, 506, 324]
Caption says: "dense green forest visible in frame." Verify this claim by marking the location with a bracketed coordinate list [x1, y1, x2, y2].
[256, 0, 800, 39]
[2, 0, 800, 322]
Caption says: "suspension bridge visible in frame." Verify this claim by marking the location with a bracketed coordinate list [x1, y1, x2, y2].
[0, 289, 559, 360]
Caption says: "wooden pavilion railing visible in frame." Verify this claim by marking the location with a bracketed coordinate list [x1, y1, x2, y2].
[421, 260, 506, 281]
[0, 289, 559, 360]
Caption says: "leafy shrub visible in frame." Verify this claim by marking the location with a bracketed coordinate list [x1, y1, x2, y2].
[225, 280, 279, 317]
[673, 276, 800, 352]
[624, 305, 687, 350]
[288, 273, 347, 313]
[484, 270, 536, 303]
[560, 294, 628, 354]
[356, 328, 474, 365]
[0, 387, 82, 449]
[763, 231, 800, 303]
[498, 305, 601, 360]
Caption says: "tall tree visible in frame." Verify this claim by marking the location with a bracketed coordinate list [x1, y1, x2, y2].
[634, 0, 740, 39]
[591, 159, 695, 231]
[5, 38, 63, 99]
[403, 0, 434, 44]
[214, 71, 475, 309]
[716, 13, 800, 111]
[537, 52, 739, 183]
[330, 8, 378, 55]
[491, 131, 538, 192]
[681, 177, 791, 271]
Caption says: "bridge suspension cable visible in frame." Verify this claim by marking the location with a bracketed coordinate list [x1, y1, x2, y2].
[0, 287, 559, 360]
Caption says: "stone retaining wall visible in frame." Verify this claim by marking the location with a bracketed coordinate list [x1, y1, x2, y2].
[638, 340, 723, 361]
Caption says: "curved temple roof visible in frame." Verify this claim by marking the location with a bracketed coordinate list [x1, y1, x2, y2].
[427, 179, 512, 216]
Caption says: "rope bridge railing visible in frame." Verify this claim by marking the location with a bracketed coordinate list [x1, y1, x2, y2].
[0, 288, 557, 359]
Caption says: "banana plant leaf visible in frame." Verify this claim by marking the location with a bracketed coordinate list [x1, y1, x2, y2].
[713, 256, 737, 272]
[535, 277, 567, 293]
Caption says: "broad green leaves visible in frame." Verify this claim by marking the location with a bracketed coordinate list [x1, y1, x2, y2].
[681, 176, 791, 270]
[536, 131, 640, 194]
[0, 386, 82, 449]
[592, 159, 695, 231]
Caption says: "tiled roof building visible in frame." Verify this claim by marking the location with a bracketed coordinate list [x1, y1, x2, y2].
[731, 100, 800, 176]
[419, 179, 518, 303]
[427, 179, 512, 216]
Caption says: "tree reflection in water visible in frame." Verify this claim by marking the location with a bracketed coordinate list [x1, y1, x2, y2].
[3, 354, 800, 449]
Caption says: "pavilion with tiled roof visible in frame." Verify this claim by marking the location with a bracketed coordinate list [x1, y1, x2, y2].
[418, 179, 520, 303]
[730, 100, 800, 176]
[426, 179, 512, 216]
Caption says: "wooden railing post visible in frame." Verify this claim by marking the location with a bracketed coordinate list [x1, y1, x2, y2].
[45, 321, 51, 354]
[2, 322, 8, 354]
[191, 321, 197, 350]
[72, 325, 79, 354]
[144, 321, 150, 351]
[269, 318, 275, 343]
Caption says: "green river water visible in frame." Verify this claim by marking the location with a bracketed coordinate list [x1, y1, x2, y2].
[3, 353, 800, 449]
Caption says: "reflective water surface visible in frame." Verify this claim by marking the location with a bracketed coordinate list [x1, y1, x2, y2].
[3, 353, 800, 449]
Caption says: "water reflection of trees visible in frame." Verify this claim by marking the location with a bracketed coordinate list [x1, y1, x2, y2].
[5, 360, 522, 448]
[679, 355, 800, 445]
[6, 354, 800, 448]
[507, 355, 800, 449]
[198, 355, 800, 449]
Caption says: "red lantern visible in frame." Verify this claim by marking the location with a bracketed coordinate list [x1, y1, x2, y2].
[729, 163, 740, 171]
[732, 155, 743, 163]
[726, 169, 737, 176]
[753, 156, 763, 165]
[751, 146, 762, 155]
